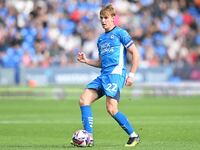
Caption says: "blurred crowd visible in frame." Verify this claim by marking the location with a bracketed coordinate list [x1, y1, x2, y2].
[0, 0, 200, 69]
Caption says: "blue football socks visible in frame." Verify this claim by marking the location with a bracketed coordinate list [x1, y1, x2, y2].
[113, 111, 134, 135]
[80, 105, 93, 134]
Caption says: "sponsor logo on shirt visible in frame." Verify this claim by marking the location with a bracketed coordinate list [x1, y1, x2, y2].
[100, 42, 114, 55]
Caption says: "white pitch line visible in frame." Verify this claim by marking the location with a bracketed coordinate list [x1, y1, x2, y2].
[0, 120, 79, 124]
[0, 120, 200, 124]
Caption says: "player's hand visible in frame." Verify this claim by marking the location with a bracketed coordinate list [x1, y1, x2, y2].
[125, 77, 133, 86]
[77, 52, 88, 64]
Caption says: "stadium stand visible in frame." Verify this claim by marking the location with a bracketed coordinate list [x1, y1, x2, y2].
[0, 0, 200, 85]
[0, 0, 200, 67]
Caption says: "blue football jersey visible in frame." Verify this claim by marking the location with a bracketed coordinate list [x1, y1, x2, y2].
[97, 26, 134, 76]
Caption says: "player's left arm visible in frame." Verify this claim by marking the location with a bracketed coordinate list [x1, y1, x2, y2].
[125, 43, 140, 86]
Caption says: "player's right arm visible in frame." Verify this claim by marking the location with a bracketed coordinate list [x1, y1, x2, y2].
[77, 52, 101, 68]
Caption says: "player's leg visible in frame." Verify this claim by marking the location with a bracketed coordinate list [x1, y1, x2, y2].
[106, 97, 137, 136]
[71, 88, 98, 147]
[79, 76, 104, 135]
[72, 76, 104, 147]
[79, 88, 99, 134]
[106, 97, 140, 147]
[103, 74, 139, 147]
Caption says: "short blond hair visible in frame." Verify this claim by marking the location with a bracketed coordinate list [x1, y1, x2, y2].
[100, 4, 116, 17]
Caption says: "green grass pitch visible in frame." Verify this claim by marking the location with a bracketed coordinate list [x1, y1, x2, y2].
[0, 89, 200, 150]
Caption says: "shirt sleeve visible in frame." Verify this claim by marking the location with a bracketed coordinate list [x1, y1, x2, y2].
[119, 29, 134, 48]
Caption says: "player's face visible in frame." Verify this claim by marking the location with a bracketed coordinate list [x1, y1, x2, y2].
[100, 13, 115, 32]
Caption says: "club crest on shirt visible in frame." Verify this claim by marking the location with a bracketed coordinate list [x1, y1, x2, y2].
[110, 35, 114, 39]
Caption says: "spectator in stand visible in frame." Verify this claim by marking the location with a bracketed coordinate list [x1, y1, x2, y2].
[0, 0, 199, 71]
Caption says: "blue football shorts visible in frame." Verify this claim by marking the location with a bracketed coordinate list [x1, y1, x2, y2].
[86, 74, 126, 101]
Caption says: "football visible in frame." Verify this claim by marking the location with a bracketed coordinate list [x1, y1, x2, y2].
[71, 129, 93, 147]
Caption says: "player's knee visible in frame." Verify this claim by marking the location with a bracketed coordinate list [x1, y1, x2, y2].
[79, 94, 89, 106]
[106, 105, 118, 116]
[79, 99, 83, 106]
[79, 98, 86, 106]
